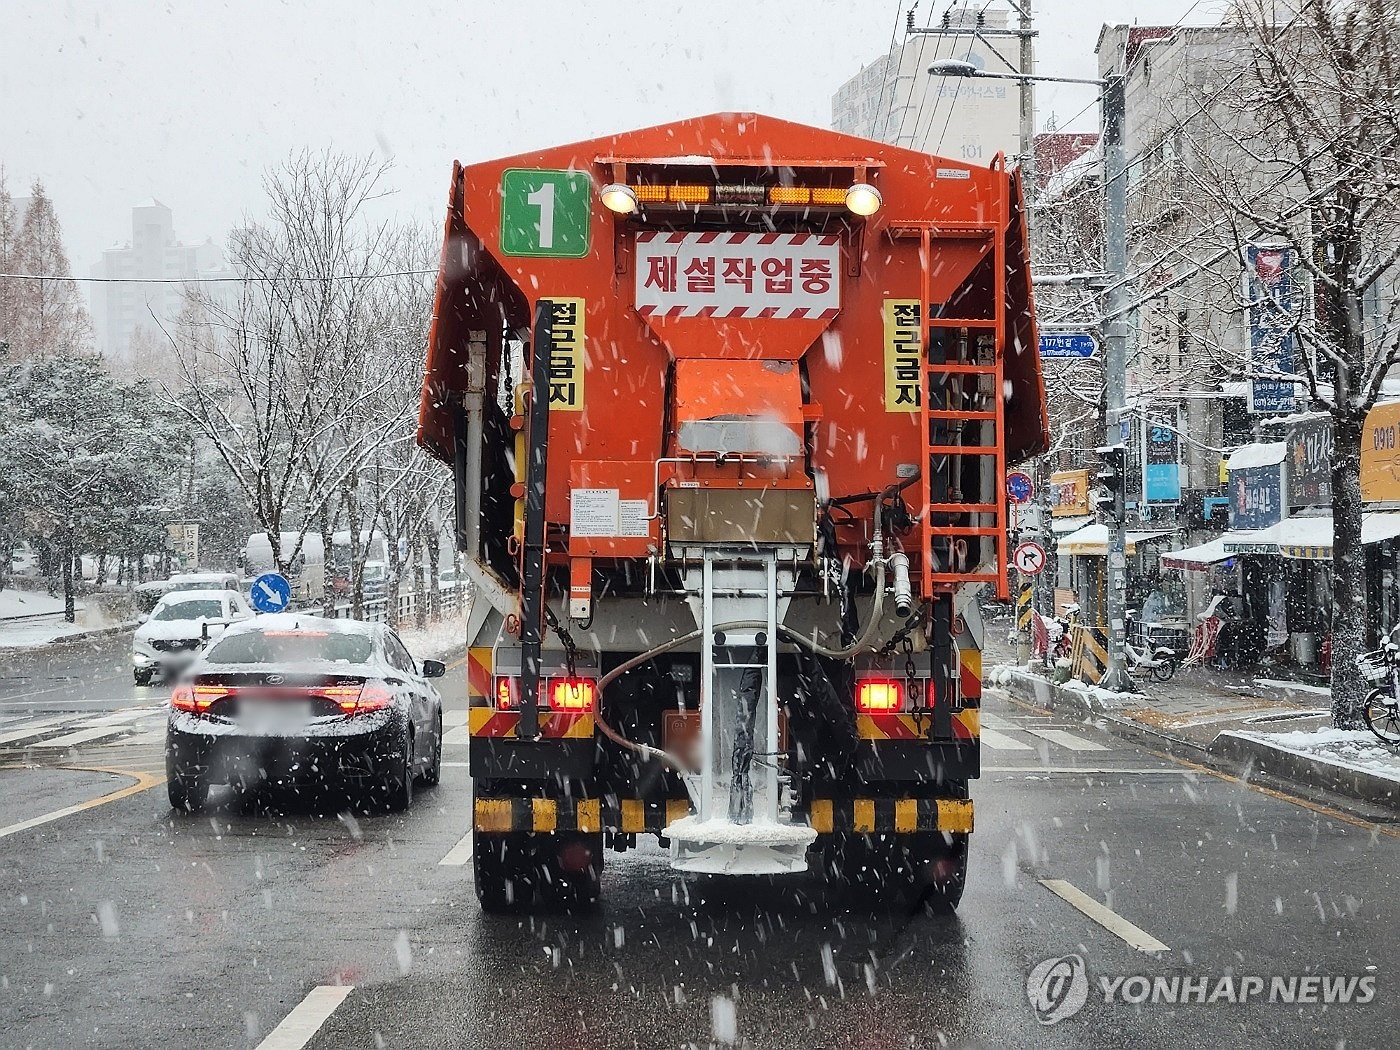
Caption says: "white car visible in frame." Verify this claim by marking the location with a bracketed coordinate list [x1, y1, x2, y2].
[132, 589, 255, 685]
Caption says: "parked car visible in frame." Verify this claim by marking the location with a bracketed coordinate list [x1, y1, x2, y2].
[166, 571, 241, 594]
[164, 615, 445, 812]
[132, 589, 255, 685]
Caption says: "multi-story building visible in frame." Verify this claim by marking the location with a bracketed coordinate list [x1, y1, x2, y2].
[832, 4, 1021, 164]
[89, 200, 233, 369]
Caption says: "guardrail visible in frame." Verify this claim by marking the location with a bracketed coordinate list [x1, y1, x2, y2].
[304, 583, 469, 624]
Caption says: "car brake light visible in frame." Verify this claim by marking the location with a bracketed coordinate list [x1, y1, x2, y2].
[548, 677, 596, 712]
[494, 676, 518, 710]
[171, 685, 223, 714]
[350, 682, 394, 715]
[856, 679, 905, 713]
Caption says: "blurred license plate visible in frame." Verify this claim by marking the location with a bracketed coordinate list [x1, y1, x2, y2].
[239, 701, 312, 731]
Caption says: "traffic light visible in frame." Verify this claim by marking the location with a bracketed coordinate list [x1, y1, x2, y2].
[1097, 444, 1127, 521]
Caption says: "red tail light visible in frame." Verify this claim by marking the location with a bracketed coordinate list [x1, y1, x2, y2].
[172, 685, 222, 714]
[352, 682, 394, 714]
[856, 679, 905, 713]
[548, 677, 596, 712]
[494, 676, 518, 710]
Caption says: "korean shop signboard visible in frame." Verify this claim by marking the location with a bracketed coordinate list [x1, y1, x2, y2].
[1229, 464, 1283, 530]
[1243, 244, 1298, 414]
[1362, 400, 1400, 503]
[1050, 469, 1091, 517]
[1287, 418, 1332, 509]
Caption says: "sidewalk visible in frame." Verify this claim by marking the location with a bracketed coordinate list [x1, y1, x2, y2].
[981, 619, 1400, 814]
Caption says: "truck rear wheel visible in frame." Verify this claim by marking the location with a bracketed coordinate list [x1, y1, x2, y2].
[538, 831, 603, 911]
[473, 831, 535, 912]
[821, 831, 967, 911]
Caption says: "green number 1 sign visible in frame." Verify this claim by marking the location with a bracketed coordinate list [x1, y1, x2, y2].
[500, 169, 592, 258]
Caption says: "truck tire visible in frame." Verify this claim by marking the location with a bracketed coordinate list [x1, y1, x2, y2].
[908, 832, 968, 911]
[538, 831, 603, 911]
[821, 831, 967, 911]
[473, 831, 535, 912]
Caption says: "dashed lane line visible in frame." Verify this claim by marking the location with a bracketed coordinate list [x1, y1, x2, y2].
[255, 985, 354, 1050]
[439, 832, 475, 866]
[1041, 878, 1170, 953]
[1025, 728, 1110, 752]
[0, 766, 164, 840]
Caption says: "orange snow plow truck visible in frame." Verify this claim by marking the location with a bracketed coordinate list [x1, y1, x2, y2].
[417, 113, 1047, 911]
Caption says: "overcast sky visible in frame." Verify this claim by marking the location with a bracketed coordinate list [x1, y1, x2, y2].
[1, 1, 1223, 281]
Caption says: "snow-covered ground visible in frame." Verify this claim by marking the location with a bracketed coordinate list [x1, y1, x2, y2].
[0, 589, 75, 620]
[0, 618, 94, 649]
[396, 608, 471, 661]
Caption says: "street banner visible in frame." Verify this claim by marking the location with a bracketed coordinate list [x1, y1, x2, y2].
[1287, 417, 1332, 509]
[1243, 244, 1298, 414]
[1142, 410, 1181, 504]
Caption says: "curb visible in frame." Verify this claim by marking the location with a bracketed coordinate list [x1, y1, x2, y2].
[1211, 731, 1400, 809]
[0, 621, 137, 655]
[995, 666, 1400, 815]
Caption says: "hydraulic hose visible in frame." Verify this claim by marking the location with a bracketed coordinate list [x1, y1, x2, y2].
[591, 478, 910, 767]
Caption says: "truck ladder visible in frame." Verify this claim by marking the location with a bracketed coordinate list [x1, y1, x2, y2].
[914, 210, 1009, 600]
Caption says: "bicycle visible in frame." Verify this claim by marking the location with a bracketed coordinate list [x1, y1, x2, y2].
[1359, 645, 1400, 745]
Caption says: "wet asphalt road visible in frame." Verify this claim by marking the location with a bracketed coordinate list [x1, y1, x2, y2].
[0, 637, 1396, 1049]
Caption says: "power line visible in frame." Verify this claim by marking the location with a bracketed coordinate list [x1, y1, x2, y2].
[872, 0, 909, 142]
[0, 269, 435, 284]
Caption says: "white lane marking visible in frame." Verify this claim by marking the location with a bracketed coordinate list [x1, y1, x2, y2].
[90, 709, 156, 726]
[1040, 878, 1170, 953]
[978, 727, 1034, 751]
[443, 725, 470, 744]
[32, 726, 131, 749]
[439, 832, 475, 866]
[986, 766, 1181, 774]
[256, 985, 354, 1050]
[444, 709, 468, 726]
[979, 713, 1020, 729]
[442, 761, 470, 768]
[0, 718, 67, 745]
[1026, 728, 1110, 752]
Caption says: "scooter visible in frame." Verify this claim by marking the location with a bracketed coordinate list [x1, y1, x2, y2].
[1125, 609, 1178, 682]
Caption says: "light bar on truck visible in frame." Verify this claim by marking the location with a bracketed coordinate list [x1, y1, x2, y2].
[624, 183, 873, 210]
[599, 183, 639, 214]
[855, 679, 905, 713]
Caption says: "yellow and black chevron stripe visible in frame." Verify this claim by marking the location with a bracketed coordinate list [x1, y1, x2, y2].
[473, 796, 973, 835]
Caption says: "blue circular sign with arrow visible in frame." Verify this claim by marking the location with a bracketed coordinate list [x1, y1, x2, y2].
[249, 572, 292, 614]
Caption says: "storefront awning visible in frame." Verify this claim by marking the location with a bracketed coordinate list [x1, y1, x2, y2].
[1220, 512, 1400, 560]
[1160, 538, 1233, 571]
[1057, 522, 1175, 556]
[1051, 514, 1093, 535]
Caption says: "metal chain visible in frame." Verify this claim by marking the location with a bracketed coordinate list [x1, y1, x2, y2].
[542, 605, 579, 676]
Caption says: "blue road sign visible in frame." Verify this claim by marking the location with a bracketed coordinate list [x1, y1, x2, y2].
[1039, 332, 1097, 358]
[1006, 470, 1034, 504]
[250, 572, 292, 614]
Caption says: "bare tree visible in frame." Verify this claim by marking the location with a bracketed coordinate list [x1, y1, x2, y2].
[165, 151, 401, 583]
[1180, 0, 1400, 726]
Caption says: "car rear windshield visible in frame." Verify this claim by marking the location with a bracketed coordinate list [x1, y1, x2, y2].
[204, 630, 373, 665]
[153, 599, 224, 621]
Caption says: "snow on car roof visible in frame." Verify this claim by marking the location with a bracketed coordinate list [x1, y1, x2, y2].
[220, 613, 376, 637]
[155, 588, 234, 605]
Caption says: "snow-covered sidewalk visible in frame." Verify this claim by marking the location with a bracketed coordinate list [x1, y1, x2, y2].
[396, 609, 471, 662]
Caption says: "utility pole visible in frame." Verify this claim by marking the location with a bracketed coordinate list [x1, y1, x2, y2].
[1101, 71, 1132, 692]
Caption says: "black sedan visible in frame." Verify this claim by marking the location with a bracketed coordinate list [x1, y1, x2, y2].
[165, 614, 445, 812]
